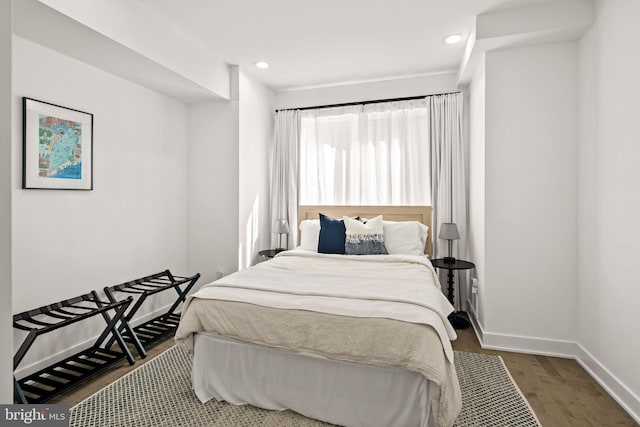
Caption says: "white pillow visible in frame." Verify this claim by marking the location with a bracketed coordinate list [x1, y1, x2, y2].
[383, 220, 428, 256]
[298, 219, 320, 251]
[342, 215, 388, 255]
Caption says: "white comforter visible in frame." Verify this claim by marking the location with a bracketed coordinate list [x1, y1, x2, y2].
[186, 249, 457, 362]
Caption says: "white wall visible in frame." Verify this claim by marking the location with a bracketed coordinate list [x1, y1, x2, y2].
[465, 5, 640, 419]
[12, 36, 190, 372]
[238, 70, 274, 268]
[577, 0, 640, 418]
[467, 56, 485, 328]
[187, 93, 239, 284]
[0, 0, 13, 404]
[274, 73, 458, 110]
[188, 66, 274, 281]
[481, 42, 578, 344]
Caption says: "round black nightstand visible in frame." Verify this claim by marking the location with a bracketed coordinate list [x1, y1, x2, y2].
[430, 258, 475, 330]
[258, 249, 284, 259]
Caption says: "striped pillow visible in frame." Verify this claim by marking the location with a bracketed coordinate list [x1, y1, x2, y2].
[342, 215, 388, 255]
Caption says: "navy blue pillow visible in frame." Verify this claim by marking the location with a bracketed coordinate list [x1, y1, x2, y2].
[318, 213, 346, 254]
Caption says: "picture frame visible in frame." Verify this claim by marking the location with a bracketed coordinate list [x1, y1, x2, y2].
[22, 97, 93, 190]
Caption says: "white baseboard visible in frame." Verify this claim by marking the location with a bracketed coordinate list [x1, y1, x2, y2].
[467, 311, 640, 424]
[574, 344, 640, 424]
[15, 304, 173, 379]
[481, 331, 577, 359]
[465, 297, 484, 343]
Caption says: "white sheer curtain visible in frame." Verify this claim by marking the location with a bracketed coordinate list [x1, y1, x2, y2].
[270, 110, 299, 249]
[429, 93, 467, 310]
[299, 100, 430, 206]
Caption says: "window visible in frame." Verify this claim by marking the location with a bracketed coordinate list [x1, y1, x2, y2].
[299, 100, 430, 206]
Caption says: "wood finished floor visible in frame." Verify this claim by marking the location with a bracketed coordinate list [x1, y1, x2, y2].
[51, 329, 637, 426]
[452, 324, 637, 426]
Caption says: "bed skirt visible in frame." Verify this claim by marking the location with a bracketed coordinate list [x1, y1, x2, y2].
[192, 332, 435, 427]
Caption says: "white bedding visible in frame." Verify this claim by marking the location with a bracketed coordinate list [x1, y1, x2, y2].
[176, 249, 462, 427]
[193, 332, 436, 427]
[185, 250, 456, 362]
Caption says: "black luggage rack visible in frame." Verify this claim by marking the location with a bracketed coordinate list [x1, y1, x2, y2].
[104, 270, 200, 358]
[13, 291, 135, 404]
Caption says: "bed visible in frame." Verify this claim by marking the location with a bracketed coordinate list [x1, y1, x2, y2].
[175, 206, 462, 427]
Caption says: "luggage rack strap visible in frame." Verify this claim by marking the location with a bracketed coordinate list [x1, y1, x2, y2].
[13, 292, 132, 335]
[106, 271, 196, 295]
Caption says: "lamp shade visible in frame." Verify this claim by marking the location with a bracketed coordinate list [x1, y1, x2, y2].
[273, 218, 290, 234]
[439, 222, 460, 240]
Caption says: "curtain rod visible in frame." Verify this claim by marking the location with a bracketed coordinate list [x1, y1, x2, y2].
[275, 90, 461, 112]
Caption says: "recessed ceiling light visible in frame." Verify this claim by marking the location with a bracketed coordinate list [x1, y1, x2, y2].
[444, 34, 463, 45]
[254, 61, 270, 69]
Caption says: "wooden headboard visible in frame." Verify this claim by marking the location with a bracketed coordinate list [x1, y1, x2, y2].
[298, 205, 433, 258]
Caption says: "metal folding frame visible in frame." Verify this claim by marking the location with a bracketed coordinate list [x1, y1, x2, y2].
[104, 270, 200, 358]
[13, 291, 135, 404]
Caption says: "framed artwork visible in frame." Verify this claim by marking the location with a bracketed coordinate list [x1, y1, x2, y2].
[22, 97, 93, 190]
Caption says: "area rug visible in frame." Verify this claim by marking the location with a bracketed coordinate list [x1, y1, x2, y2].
[70, 346, 541, 427]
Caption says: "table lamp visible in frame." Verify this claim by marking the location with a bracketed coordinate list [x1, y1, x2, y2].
[439, 222, 460, 264]
[273, 219, 290, 252]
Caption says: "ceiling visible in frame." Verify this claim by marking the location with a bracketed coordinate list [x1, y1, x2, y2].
[134, 0, 549, 92]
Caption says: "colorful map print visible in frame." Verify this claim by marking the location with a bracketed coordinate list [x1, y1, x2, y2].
[38, 115, 82, 179]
